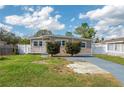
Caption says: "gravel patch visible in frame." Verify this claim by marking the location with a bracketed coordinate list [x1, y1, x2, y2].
[67, 62, 109, 74]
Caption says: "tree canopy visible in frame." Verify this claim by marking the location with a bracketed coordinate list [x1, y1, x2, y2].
[34, 29, 52, 37]
[18, 38, 30, 44]
[0, 27, 21, 45]
[95, 37, 105, 43]
[65, 32, 73, 37]
[74, 23, 96, 39]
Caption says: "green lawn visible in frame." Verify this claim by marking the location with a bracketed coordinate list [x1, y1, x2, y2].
[0, 55, 121, 87]
[95, 54, 124, 65]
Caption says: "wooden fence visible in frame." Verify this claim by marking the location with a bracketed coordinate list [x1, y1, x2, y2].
[0, 45, 14, 56]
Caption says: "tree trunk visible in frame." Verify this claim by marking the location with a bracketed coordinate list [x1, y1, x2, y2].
[51, 54, 53, 57]
[13, 45, 17, 55]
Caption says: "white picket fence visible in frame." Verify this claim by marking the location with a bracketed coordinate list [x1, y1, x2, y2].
[17, 44, 31, 54]
[92, 43, 107, 54]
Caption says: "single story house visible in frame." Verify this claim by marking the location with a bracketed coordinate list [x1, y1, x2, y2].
[30, 35, 92, 56]
[103, 37, 124, 57]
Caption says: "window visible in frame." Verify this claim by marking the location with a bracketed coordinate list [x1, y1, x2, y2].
[116, 44, 122, 51]
[39, 41, 42, 46]
[115, 44, 117, 51]
[81, 42, 86, 48]
[114, 44, 120, 51]
[108, 44, 114, 51]
[122, 44, 124, 52]
[62, 41, 65, 46]
[56, 41, 61, 45]
[108, 43, 124, 52]
[33, 41, 38, 46]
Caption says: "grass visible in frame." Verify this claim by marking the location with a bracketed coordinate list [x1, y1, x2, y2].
[95, 54, 124, 65]
[0, 55, 121, 87]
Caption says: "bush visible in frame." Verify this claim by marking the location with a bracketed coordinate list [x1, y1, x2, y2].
[46, 41, 60, 56]
[65, 41, 81, 56]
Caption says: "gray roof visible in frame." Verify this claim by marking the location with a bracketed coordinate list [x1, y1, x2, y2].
[104, 37, 124, 43]
[30, 35, 91, 41]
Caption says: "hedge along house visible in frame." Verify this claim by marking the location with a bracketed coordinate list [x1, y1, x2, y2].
[30, 35, 92, 56]
[104, 37, 124, 57]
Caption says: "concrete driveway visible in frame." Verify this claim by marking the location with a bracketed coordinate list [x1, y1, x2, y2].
[65, 56, 124, 85]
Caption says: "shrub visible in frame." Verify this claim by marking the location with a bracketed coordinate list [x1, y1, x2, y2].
[46, 41, 60, 56]
[65, 41, 81, 56]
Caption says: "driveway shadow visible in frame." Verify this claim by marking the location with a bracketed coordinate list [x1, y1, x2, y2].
[52, 55, 94, 57]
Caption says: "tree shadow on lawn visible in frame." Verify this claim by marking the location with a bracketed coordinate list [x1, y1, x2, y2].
[0, 56, 10, 60]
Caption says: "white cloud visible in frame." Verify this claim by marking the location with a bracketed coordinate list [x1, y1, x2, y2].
[0, 23, 12, 32]
[70, 17, 75, 22]
[79, 5, 124, 39]
[5, 6, 65, 31]
[22, 6, 34, 12]
[79, 13, 87, 19]
[0, 5, 5, 9]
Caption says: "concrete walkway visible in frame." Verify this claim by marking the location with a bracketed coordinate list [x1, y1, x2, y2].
[65, 57, 124, 85]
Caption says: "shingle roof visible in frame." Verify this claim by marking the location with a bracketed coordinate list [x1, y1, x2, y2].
[30, 35, 91, 41]
[104, 37, 124, 43]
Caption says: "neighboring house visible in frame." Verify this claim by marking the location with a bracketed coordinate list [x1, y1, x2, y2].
[93, 37, 124, 57]
[104, 37, 124, 57]
[30, 35, 92, 56]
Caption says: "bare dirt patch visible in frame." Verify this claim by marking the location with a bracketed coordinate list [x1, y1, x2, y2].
[67, 61, 110, 74]
[32, 61, 48, 64]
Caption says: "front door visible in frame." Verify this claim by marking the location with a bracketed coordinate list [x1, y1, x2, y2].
[40, 41, 47, 54]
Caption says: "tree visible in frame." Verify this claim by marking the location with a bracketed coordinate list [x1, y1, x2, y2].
[19, 38, 30, 44]
[0, 27, 21, 54]
[65, 32, 73, 37]
[95, 37, 104, 43]
[34, 29, 52, 37]
[46, 41, 60, 57]
[0, 27, 8, 41]
[74, 23, 96, 39]
[65, 41, 81, 56]
[0, 27, 20, 44]
[101, 37, 104, 41]
[95, 37, 100, 43]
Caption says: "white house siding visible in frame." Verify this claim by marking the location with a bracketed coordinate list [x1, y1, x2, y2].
[107, 43, 124, 57]
[30, 37, 92, 56]
[92, 43, 124, 57]
[31, 40, 47, 54]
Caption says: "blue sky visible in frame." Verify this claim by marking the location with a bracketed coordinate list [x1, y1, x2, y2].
[0, 5, 124, 39]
